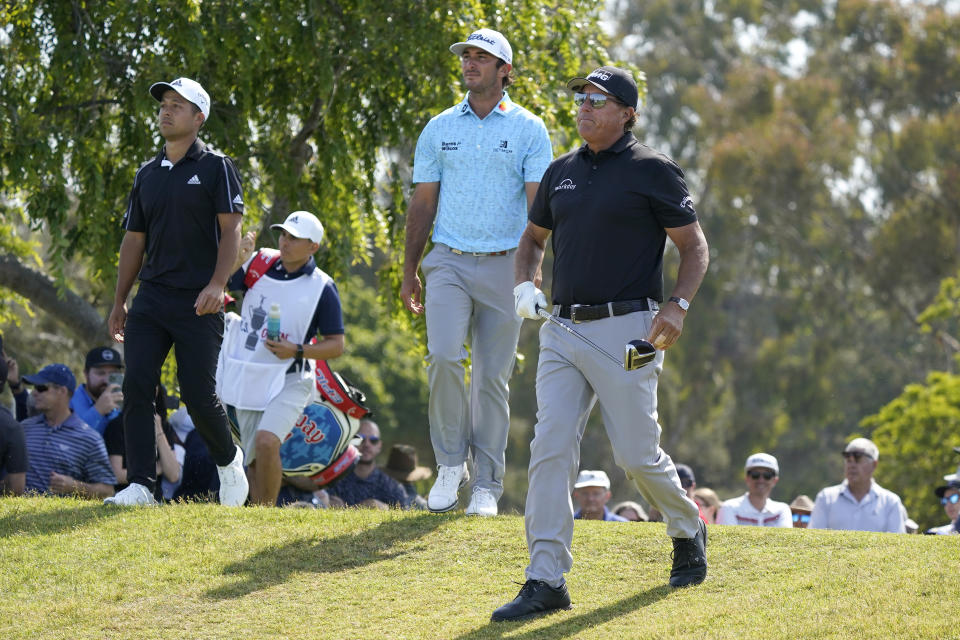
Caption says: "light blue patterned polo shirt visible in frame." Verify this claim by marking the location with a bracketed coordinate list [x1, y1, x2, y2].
[412, 92, 552, 252]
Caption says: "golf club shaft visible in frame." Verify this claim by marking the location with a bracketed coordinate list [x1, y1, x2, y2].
[536, 307, 623, 367]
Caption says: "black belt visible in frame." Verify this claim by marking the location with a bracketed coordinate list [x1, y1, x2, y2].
[556, 299, 656, 323]
[449, 247, 510, 257]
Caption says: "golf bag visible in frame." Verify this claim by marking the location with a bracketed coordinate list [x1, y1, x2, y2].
[279, 361, 371, 486]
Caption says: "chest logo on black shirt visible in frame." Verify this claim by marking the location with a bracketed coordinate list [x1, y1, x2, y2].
[441, 141, 461, 151]
[680, 196, 695, 211]
[554, 178, 577, 191]
[187, 174, 201, 185]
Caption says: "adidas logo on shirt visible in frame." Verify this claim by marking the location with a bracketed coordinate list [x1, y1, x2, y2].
[187, 175, 201, 185]
[233, 194, 244, 205]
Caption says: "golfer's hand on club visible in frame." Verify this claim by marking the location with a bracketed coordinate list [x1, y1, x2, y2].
[647, 305, 685, 350]
[400, 274, 424, 315]
[514, 281, 547, 320]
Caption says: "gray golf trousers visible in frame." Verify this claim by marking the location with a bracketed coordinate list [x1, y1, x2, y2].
[421, 243, 522, 501]
[524, 308, 701, 587]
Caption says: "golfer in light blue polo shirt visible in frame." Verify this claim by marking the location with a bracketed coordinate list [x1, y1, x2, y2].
[400, 28, 552, 517]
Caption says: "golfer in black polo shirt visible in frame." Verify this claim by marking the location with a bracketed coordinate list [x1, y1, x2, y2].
[106, 77, 248, 507]
[493, 67, 710, 621]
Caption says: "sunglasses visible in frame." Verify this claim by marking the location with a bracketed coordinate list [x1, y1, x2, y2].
[573, 92, 620, 109]
[792, 513, 811, 524]
[357, 434, 381, 445]
[33, 384, 55, 393]
[842, 452, 870, 462]
[747, 470, 776, 480]
[941, 494, 960, 506]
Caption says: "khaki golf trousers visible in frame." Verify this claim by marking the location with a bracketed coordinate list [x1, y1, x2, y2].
[524, 309, 701, 587]
[422, 244, 522, 501]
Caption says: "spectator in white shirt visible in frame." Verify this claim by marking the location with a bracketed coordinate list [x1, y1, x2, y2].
[809, 437, 906, 533]
[716, 453, 792, 527]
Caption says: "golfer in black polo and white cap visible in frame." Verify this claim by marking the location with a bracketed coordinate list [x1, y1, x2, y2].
[107, 75, 248, 507]
[494, 65, 710, 621]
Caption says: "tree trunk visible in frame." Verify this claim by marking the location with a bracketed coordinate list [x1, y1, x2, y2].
[0, 252, 107, 345]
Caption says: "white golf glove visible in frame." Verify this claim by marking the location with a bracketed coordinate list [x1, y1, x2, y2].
[513, 281, 547, 320]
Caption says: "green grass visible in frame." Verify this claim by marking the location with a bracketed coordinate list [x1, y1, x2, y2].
[0, 498, 957, 639]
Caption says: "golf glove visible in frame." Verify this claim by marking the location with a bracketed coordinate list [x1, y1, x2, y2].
[514, 281, 547, 320]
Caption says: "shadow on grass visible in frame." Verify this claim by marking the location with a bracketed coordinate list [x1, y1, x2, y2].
[206, 511, 455, 600]
[0, 501, 122, 538]
[454, 585, 674, 640]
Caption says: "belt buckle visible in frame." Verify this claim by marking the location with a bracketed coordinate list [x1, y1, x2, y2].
[570, 304, 585, 323]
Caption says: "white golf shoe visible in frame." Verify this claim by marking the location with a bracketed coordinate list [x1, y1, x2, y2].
[427, 462, 469, 513]
[465, 487, 498, 517]
[217, 445, 249, 507]
[104, 482, 157, 506]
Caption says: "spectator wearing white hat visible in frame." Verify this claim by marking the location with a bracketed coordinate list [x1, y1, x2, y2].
[572, 470, 628, 521]
[809, 437, 906, 533]
[716, 453, 791, 527]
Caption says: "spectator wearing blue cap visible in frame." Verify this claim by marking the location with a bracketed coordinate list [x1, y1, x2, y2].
[20, 363, 116, 498]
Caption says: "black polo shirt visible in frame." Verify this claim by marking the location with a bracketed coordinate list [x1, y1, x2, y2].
[123, 138, 244, 290]
[529, 132, 698, 305]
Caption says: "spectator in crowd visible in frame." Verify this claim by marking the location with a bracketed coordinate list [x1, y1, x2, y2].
[809, 437, 906, 533]
[70, 347, 124, 436]
[400, 28, 553, 517]
[676, 463, 696, 498]
[383, 443, 432, 510]
[612, 500, 649, 522]
[4, 352, 31, 421]
[20, 364, 116, 498]
[328, 419, 407, 508]
[0, 353, 27, 495]
[572, 470, 627, 522]
[925, 479, 960, 535]
[790, 495, 814, 529]
[693, 487, 721, 524]
[104, 386, 181, 499]
[717, 453, 791, 527]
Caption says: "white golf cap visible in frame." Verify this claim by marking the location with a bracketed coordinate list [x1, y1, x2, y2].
[744, 453, 779, 475]
[150, 77, 211, 120]
[574, 469, 611, 490]
[449, 28, 513, 65]
[271, 211, 324, 244]
[844, 437, 879, 461]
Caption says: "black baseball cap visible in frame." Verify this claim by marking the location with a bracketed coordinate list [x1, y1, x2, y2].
[935, 479, 960, 498]
[675, 463, 695, 487]
[567, 66, 639, 109]
[85, 346, 124, 370]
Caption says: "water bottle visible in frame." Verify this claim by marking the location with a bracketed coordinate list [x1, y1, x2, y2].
[266, 303, 281, 341]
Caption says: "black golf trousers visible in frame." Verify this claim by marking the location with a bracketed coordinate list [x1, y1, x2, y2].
[122, 281, 236, 490]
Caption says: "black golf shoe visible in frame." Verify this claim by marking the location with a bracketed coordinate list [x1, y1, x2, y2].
[491, 580, 572, 622]
[669, 518, 708, 587]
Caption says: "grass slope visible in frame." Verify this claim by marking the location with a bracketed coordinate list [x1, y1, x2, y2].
[0, 497, 957, 639]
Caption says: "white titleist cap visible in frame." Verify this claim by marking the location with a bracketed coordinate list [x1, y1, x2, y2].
[449, 28, 513, 65]
[149, 77, 211, 120]
[744, 452, 779, 475]
[271, 211, 324, 244]
[574, 469, 611, 490]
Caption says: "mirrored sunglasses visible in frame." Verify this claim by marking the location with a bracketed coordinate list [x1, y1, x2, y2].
[357, 434, 381, 445]
[941, 493, 960, 506]
[792, 513, 811, 524]
[573, 92, 619, 109]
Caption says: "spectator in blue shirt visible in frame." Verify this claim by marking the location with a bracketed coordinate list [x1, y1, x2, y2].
[21, 363, 116, 498]
[328, 419, 407, 509]
[573, 470, 628, 522]
[70, 347, 124, 436]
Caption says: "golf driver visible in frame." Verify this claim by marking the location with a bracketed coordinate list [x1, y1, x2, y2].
[536, 307, 656, 371]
